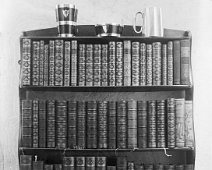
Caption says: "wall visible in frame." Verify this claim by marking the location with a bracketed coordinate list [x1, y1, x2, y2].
[0, 0, 212, 169]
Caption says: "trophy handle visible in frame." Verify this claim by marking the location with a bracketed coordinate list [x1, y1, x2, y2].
[133, 11, 144, 34]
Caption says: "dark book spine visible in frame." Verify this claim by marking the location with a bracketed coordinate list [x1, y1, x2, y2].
[20, 155, 32, 170]
[87, 101, 97, 148]
[135, 164, 144, 170]
[86, 44, 93, 86]
[127, 100, 137, 148]
[184, 164, 194, 170]
[146, 44, 153, 85]
[116, 41, 123, 86]
[98, 101, 108, 149]
[117, 100, 127, 149]
[63, 157, 74, 170]
[107, 166, 116, 170]
[132, 42, 140, 86]
[54, 164, 63, 170]
[155, 164, 164, 170]
[32, 100, 39, 148]
[43, 44, 49, 86]
[78, 44, 86, 86]
[167, 98, 176, 148]
[76, 157, 85, 170]
[93, 44, 102, 86]
[56, 101, 67, 148]
[144, 164, 154, 170]
[33, 161, 44, 170]
[137, 101, 147, 148]
[32, 41, 40, 86]
[77, 101, 86, 149]
[162, 44, 167, 85]
[39, 40, 45, 86]
[108, 101, 116, 149]
[123, 40, 131, 86]
[117, 157, 127, 170]
[21, 100, 32, 147]
[101, 44, 108, 86]
[167, 41, 173, 85]
[152, 42, 162, 85]
[64, 41, 71, 86]
[49, 40, 55, 86]
[173, 40, 181, 85]
[175, 165, 184, 170]
[86, 157, 95, 170]
[47, 100, 56, 148]
[21, 39, 31, 86]
[44, 164, 54, 170]
[148, 100, 156, 148]
[109, 41, 116, 86]
[96, 157, 106, 170]
[71, 40, 78, 86]
[55, 40, 64, 86]
[180, 39, 191, 85]
[140, 43, 146, 85]
[67, 101, 77, 148]
[164, 165, 175, 170]
[39, 100, 47, 148]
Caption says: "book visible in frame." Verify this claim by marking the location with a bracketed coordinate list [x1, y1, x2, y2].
[21, 39, 31, 86]
[39, 100, 47, 148]
[86, 44, 94, 86]
[184, 164, 194, 170]
[55, 40, 64, 86]
[64, 41, 71, 86]
[21, 100, 32, 147]
[128, 162, 135, 170]
[144, 164, 154, 170]
[107, 166, 116, 170]
[146, 44, 153, 85]
[173, 40, 181, 85]
[109, 41, 116, 86]
[162, 44, 167, 85]
[33, 161, 44, 170]
[175, 98, 185, 147]
[20, 155, 32, 170]
[140, 43, 146, 85]
[44, 165, 54, 170]
[175, 165, 184, 170]
[101, 44, 108, 86]
[117, 157, 127, 170]
[123, 40, 131, 86]
[96, 157, 106, 170]
[78, 44, 86, 86]
[63, 157, 74, 170]
[86, 157, 95, 170]
[43, 44, 49, 86]
[32, 41, 40, 86]
[32, 100, 39, 148]
[132, 42, 140, 86]
[39, 40, 45, 86]
[71, 40, 78, 86]
[93, 44, 102, 86]
[180, 39, 191, 85]
[155, 164, 164, 170]
[164, 164, 175, 170]
[108, 101, 116, 149]
[135, 164, 144, 170]
[49, 40, 55, 86]
[116, 42, 123, 86]
[54, 164, 63, 170]
[167, 41, 173, 85]
[76, 157, 85, 170]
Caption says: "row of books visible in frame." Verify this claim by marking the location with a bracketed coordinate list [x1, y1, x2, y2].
[20, 39, 191, 87]
[20, 155, 194, 170]
[21, 99, 194, 149]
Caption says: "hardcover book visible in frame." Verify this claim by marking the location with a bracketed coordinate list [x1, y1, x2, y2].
[76, 157, 85, 170]
[155, 164, 164, 170]
[162, 44, 167, 85]
[71, 40, 78, 86]
[108, 101, 116, 149]
[54, 164, 63, 170]
[33, 161, 44, 170]
[39, 40, 45, 86]
[173, 40, 181, 85]
[132, 42, 140, 86]
[86, 44, 94, 86]
[117, 157, 127, 170]
[101, 44, 108, 86]
[44, 164, 54, 170]
[63, 157, 74, 170]
[140, 43, 146, 85]
[32, 41, 40, 86]
[128, 162, 135, 170]
[55, 40, 64, 86]
[175, 165, 184, 170]
[116, 42, 123, 86]
[93, 44, 102, 86]
[184, 164, 194, 170]
[146, 44, 153, 85]
[96, 157, 106, 170]
[109, 41, 116, 86]
[43, 44, 49, 86]
[167, 41, 173, 85]
[123, 40, 131, 86]
[86, 157, 95, 170]
[49, 40, 55, 86]
[20, 155, 32, 170]
[164, 164, 175, 170]
[32, 100, 39, 148]
[64, 41, 71, 86]
[144, 164, 154, 170]
[78, 44, 86, 86]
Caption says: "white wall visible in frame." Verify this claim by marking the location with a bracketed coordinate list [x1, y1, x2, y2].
[0, 0, 212, 169]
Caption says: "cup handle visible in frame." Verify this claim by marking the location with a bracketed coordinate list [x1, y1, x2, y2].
[133, 11, 144, 34]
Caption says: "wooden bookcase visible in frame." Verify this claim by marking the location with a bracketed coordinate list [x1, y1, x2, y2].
[18, 25, 195, 169]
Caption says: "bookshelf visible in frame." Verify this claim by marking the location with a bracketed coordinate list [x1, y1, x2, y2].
[18, 25, 195, 170]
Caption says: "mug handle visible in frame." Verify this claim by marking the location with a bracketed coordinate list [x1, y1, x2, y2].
[133, 11, 144, 34]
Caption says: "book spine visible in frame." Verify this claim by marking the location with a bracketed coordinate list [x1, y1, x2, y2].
[64, 41, 71, 86]
[54, 164, 63, 170]
[71, 40, 78, 86]
[132, 42, 140, 86]
[148, 100, 156, 148]
[167, 41, 173, 85]
[123, 40, 131, 86]
[140, 43, 146, 85]
[43, 44, 49, 86]
[107, 166, 116, 170]
[76, 157, 85, 170]
[33, 161, 44, 170]
[86, 44, 93, 86]
[152, 42, 162, 85]
[144, 164, 154, 170]
[146, 44, 153, 85]
[32, 100, 39, 148]
[44, 164, 54, 170]
[39, 40, 45, 86]
[63, 157, 74, 170]
[108, 101, 116, 149]
[175, 165, 184, 170]
[117, 157, 127, 170]
[21, 39, 31, 86]
[116, 41, 123, 86]
[180, 39, 191, 85]
[128, 162, 135, 170]
[135, 165, 145, 170]
[49, 40, 55, 86]
[32, 41, 40, 86]
[56, 101, 67, 148]
[55, 40, 64, 86]
[47, 100, 56, 148]
[101, 44, 108, 86]
[96, 157, 106, 170]
[127, 100, 137, 148]
[78, 44, 86, 86]
[184, 164, 194, 170]
[162, 44, 167, 85]
[185, 100, 194, 147]
[93, 44, 101, 86]
[20, 155, 32, 170]
[155, 164, 164, 170]
[164, 165, 175, 170]
[67, 101, 77, 148]
[175, 98, 185, 147]
[173, 40, 181, 85]
[87, 101, 97, 148]
[109, 41, 116, 86]
[167, 98, 176, 148]
[98, 101, 108, 149]
[39, 100, 46, 148]
[86, 157, 95, 170]
[137, 101, 147, 148]
[21, 100, 32, 147]
[117, 100, 127, 149]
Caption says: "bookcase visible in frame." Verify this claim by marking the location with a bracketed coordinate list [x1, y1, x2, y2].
[18, 25, 195, 170]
